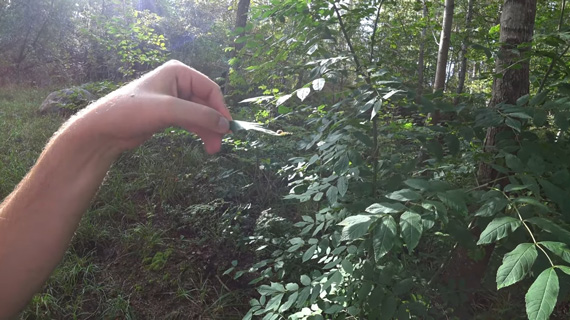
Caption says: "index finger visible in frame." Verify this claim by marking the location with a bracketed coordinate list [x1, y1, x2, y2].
[168, 61, 232, 120]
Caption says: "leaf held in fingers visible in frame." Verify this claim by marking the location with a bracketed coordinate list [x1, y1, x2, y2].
[230, 120, 285, 136]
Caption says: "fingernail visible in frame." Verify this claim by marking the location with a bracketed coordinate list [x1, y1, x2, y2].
[218, 117, 230, 132]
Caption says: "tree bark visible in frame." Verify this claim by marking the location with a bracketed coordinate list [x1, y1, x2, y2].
[477, 0, 538, 183]
[454, 0, 474, 105]
[431, 0, 454, 124]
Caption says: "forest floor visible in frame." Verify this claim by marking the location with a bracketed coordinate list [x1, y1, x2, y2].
[0, 86, 294, 319]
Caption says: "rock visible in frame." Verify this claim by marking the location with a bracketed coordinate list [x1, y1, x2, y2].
[39, 87, 95, 114]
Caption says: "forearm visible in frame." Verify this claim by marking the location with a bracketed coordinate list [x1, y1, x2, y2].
[0, 112, 120, 317]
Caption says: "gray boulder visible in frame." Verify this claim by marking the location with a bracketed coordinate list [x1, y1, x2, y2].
[39, 87, 95, 114]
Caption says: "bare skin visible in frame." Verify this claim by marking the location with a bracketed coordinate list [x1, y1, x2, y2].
[0, 60, 232, 318]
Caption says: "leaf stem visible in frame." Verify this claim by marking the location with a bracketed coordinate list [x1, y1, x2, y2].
[501, 190, 554, 267]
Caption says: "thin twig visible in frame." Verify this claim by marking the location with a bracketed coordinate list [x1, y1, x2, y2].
[369, 0, 384, 62]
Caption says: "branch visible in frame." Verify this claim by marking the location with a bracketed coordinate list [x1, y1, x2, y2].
[332, 2, 366, 81]
[369, 0, 384, 62]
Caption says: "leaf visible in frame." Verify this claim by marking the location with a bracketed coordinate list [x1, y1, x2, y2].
[404, 178, 430, 191]
[534, 110, 548, 126]
[265, 293, 284, 311]
[386, 189, 421, 202]
[366, 202, 407, 214]
[300, 275, 311, 286]
[327, 185, 338, 204]
[437, 190, 468, 215]
[399, 211, 423, 251]
[302, 245, 317, 262]
[525, 268, 559, 320]
[296, 87, 311, 101]
[477, 216, 522, 245]
[276, 94, 292, 107]
[506, 117, 521, 132]
[312, 78, 325, 91]
[496, 243, 538, 289]
[526, 217, 570, 244]
[230, 120, 283, 136]
[337, 176, 348, 197]
[370, 99, 383, 120]
[505, 154, 525, 172]
[373, 216, 397, 261]
[539, 241, 570, 264]
[279, 292, 298, 313]
[475, 197, 509, 217]
[339, 215, 374, 241]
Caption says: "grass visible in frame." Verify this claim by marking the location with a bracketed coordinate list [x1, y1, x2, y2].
[0, 86, 293, 319]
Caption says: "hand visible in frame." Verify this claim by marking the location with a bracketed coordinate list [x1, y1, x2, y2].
[77, 59, 232, 155]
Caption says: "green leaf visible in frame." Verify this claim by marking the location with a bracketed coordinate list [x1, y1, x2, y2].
[399, 211, 423, 251]
[513, 197, 550, 212]
[300, 275, 311, 286]
[506, 117, 521, 132]
[508, 112, 533, 120]
[437, 190, 468, 215]
[296, 87, 311, 101]
[557, 266, 570, 276]
[312, 78, 325, 91]
[496, 243, 538, 289]
[529, 91, 548, 106]
[265, 293, 284, 311]
[525, 268, 559, 320]
[534, 110, 548, 126]
[286, 283, 299, 291]
[386, 189, 421, 202]
[302, 245, 317, 262]
[475, 197, 509, 217]
[327, 185, 338, 204]
[337, 176, 348, 197]
[526, 217, 570, 244]
[278, 292, 298, 313]
[539, 241, 570, 264]
[373, 216, 397, 261]
[339, 215, 374, 241]
[477, 216, 522, 245]
[366, 202, 407, 214]
[505, 154, 525, 172]
[296, 287, 310, 308]
[404, 178, 430, 191]
[341, 259, 354, 274]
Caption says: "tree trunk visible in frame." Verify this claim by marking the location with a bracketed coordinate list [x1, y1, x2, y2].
[416, 1, 428, 103]
[454, 0, 474, 105]
[431, 0, 454, 124]
[234, 0, 251, 53]
[477, 0, 538, 183]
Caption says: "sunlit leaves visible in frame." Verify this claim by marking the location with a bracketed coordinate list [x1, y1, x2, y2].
[339, 215, 374, 241]
[312, 78, 325, 91]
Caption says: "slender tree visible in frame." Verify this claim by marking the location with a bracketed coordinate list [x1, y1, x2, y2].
[454, 0, 474, 105]
[431, 0, 454, 124]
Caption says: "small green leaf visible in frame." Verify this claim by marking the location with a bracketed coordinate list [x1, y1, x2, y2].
[327, 185, 338, 204]
[341, 259, 354, 274]
[366, 202, 407, 214]
[505, 154, 525, 172]
[525, 268, 559, 320]
[300, 275, 311, 286]
[278, 292, 298, 313]
[386, 189, 421, 202]
[296, 287, 310, 308]
[477, 216, 521, 245]
[399, 211, 423, 251]
[337, 176, 348, 197]
[497, 243, 538, 289]
[475, 197, 508, 217]
[373, 216, 397, 261]
[404, 178, 430, 191]
[264, 293, 284, 311]
[302, 245, 317, 262]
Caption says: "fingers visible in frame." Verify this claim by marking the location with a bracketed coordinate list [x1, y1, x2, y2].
[166, 60, 233, 121]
